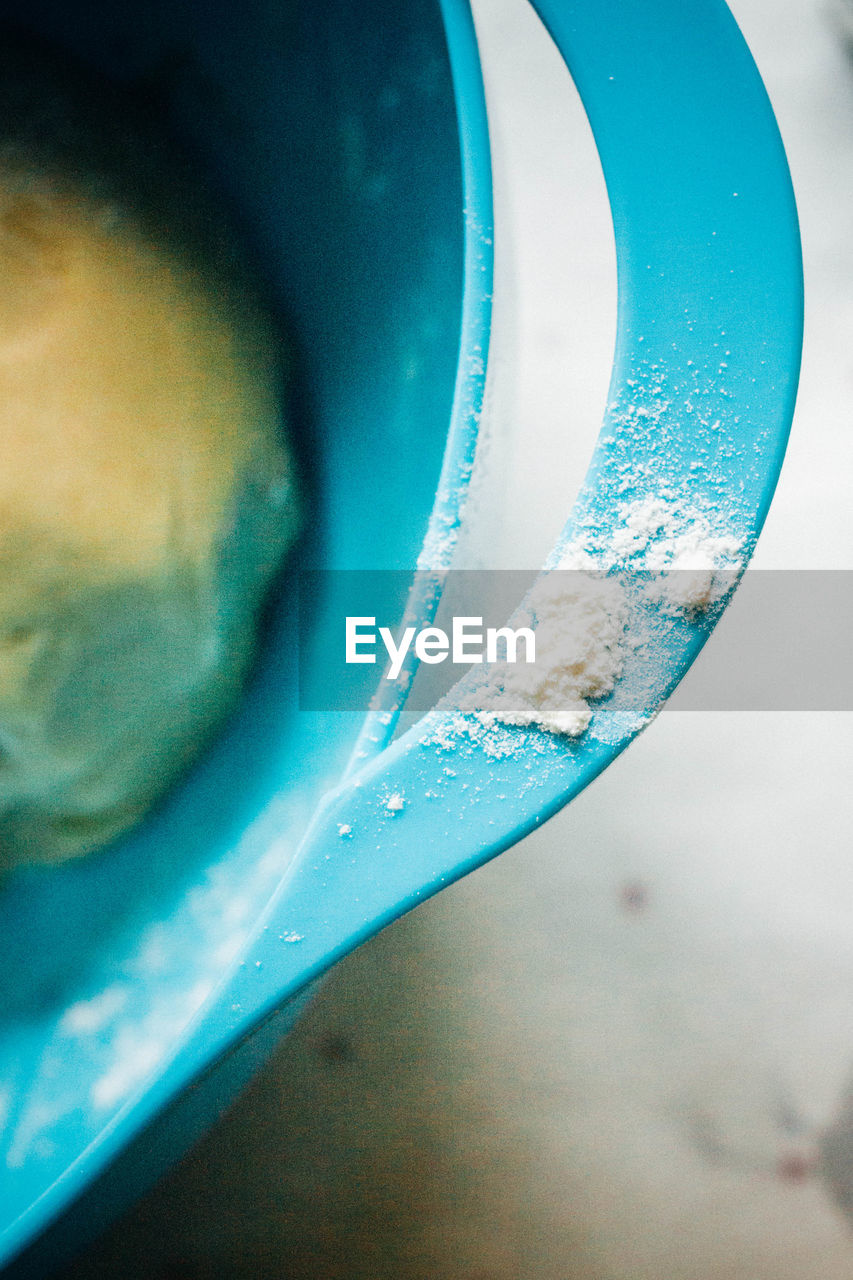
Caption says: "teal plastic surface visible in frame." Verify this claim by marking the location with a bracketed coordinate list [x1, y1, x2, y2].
[0, 0, 802, 1270]
[0, 0, 486, 1266]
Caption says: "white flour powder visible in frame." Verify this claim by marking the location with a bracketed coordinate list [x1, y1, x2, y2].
[587, 495, 743, 612]
[461, 570, 627, 737]
[441, 494, 743, 745]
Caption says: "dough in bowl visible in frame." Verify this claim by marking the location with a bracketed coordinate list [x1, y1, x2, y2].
[0, 32, 301, 871]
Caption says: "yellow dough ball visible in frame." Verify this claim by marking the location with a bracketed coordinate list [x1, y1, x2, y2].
[0, 43, 300, 871]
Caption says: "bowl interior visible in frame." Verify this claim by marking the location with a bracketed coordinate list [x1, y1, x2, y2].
[0, 0, 464, 1255]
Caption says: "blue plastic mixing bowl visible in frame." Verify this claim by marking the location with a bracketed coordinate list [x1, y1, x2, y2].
[0, 0, 801, 1272]
[0, 0, 489, 1270]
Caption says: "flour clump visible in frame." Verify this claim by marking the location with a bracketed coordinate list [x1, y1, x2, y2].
[464, 572, 627, 737]
[443, 493, 743, 750]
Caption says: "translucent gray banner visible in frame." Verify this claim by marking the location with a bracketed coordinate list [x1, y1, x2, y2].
[297, 570, 853, 714]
